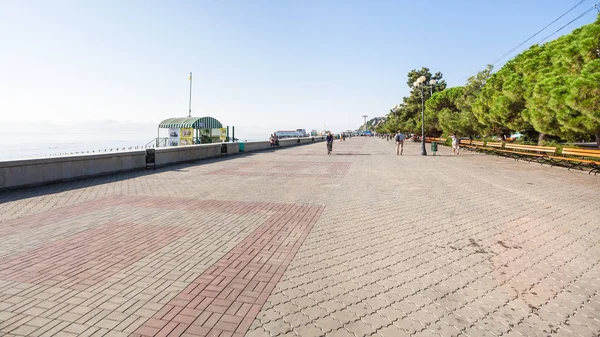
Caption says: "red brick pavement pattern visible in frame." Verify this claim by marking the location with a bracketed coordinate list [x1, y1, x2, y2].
[0, 222, 191, 290]
[210, 161, 351, 179]
[0, 195, 285, 240]
[0, 195, 316, 289]
[0, 198, 126, 238]
[133, 203, 324, 337]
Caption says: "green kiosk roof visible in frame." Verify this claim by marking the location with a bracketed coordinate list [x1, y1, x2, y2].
[158, 117, 223, 129]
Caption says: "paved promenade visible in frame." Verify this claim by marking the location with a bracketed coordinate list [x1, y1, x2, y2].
[0, 138, 599, 337]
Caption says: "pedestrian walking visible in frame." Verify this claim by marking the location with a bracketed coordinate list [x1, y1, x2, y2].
[394, 131, 405, 155]
[326, 132, 333, 155]
[451, 133, 460, 155]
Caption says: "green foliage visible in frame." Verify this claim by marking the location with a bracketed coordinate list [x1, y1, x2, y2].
[379, 67, 446, 134]
[472, 61, 532, 137]
[447, 65, 493, 137]
[426, 87, 462, 135]
[375, 14, 600, 147]
[567, 59, 600, 145]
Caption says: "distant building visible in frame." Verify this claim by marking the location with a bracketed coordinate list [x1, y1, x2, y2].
[275, 130, 297, 138]
[275, 129, 308, 138]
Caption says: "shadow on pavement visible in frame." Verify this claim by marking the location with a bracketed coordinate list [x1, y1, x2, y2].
[0, 152, 259, 203]
[1, 142, 329, 203]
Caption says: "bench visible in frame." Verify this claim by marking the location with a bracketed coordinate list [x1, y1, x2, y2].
[459, 139, 475, 150]
[470, 141, 485, 151]
[550, 147, 600, 174]
[425, 137, 445, 143]
[478, 141, 504, 153]
[496, 144, 557, 163]
[458, 140, 503, 153]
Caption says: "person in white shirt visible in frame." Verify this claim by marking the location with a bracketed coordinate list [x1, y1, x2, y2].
[395, 131, 406, 155]
[451, 133, 460, 155]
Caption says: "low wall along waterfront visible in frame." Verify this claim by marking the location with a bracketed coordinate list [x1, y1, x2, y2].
[0, 137, 325, 190]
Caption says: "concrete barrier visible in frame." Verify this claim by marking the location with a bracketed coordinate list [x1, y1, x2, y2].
[0, 151, 147, 190]
[154, 144, 222, 167]
[279, 139, 299, 147]
[226, 143, 239, 155]
[241, 137, 325, 152]
[242, 141, 271, 152]
[0, 137, 323, 190]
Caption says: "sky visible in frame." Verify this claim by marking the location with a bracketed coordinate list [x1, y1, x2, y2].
[0, 0, 598, 138]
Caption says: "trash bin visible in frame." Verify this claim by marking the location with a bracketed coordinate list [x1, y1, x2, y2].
[145, 149, 155, 169]
[239, 142, 245, 152]
[431, 142, 438, 156]
[221, 143, 227, 154]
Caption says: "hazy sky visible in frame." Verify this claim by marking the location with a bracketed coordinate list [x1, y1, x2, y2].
[1, 0, 597, 135]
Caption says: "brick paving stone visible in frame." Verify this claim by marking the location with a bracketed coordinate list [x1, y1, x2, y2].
[0, 221, 189, 288]
[0, 138, 599, 336]
[131, 199, 323, 336]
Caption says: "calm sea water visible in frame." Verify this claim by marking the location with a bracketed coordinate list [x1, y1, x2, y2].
[0, 133, 266, 161]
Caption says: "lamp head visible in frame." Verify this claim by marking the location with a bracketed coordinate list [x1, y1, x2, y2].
[429, 79, 437, 85]
[417, 76, 426, 83]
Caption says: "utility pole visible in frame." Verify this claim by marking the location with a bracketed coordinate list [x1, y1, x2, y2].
[188, 72, 192, 118]
[362, 115, 368, 130]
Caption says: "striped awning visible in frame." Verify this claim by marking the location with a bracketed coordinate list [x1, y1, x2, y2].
[158, 117, 223, 129]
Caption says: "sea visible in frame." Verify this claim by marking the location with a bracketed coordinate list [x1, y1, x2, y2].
[0, 132, 267, 162]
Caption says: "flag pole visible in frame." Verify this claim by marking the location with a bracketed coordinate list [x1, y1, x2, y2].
[188, 72, 192, 118]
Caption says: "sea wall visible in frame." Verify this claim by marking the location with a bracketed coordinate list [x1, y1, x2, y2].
[0, 137, 324, 190]
[243, 141, 271, 152]
[154, 144, 222, 167]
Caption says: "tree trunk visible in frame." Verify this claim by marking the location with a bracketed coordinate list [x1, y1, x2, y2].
[596, 129, 600, 149]
[537, 133, 545, 146]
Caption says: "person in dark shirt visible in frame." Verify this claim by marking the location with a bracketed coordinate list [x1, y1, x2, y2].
[326, 132, 333, 155]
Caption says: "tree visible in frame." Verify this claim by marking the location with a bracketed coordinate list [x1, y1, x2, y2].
[402, 67, 447, 135]
[425, 87, 462, 136]
[454, 65, 493, 137]
[506, 14, 600, 146]
[472, 73, 511, 139]
[457, 65, 493, 111]
[373, 14, 600, 145]
[375, 67, 446, 136]
[472, 60, 534, 140]
[567, 59, 600, 147]
[525, 75, 574, 142]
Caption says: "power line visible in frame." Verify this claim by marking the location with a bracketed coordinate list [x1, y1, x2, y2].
[489, 0, 589, 67]
[457, 0, 593, 85]
[492, 4, 597, 69]
[536, 5, 597, 44]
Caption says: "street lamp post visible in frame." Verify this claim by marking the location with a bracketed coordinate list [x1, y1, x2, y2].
[414, 76, 427, 155]
[412, 77, 439, 156]
[429, 79, 437, 96]
[362, 115, 368, 132]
